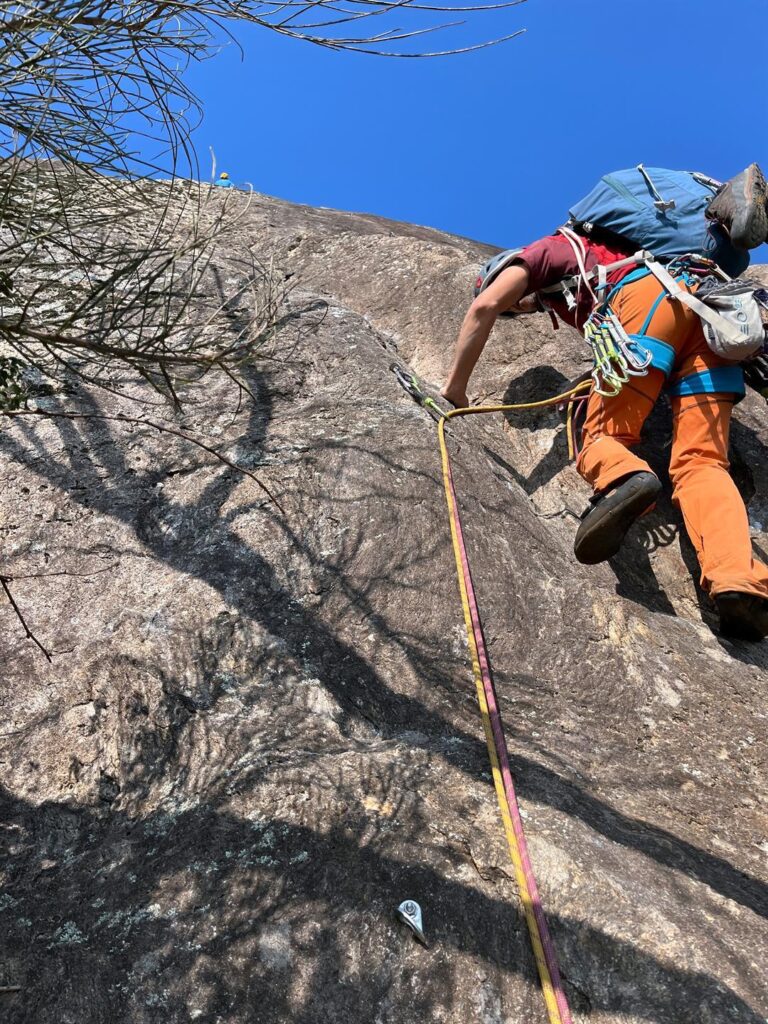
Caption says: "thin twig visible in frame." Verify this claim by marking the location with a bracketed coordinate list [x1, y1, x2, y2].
[3, 565, 117, 580]
[0, 575, 52, 662]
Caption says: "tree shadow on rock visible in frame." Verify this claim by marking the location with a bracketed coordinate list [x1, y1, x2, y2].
[1, 786, 766, 1024]
[1, 365, 767, 1023]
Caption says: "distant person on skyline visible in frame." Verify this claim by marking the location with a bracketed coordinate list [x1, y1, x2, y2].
[215, 172, 234, 188]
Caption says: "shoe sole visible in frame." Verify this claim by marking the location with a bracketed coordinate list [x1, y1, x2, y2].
[711, 164, 768, 250]
[735, 164, 768, 249]
[574, 473, 661, 565]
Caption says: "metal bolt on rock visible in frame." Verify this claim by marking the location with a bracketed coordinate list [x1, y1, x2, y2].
[396, 899, 427, 946]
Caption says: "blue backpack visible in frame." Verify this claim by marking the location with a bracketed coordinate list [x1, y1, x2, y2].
[569, 165, 750, 278]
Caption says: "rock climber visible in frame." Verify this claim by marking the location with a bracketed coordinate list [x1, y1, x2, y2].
[215, 172, 234, 188]
[441, 164, 768, 641]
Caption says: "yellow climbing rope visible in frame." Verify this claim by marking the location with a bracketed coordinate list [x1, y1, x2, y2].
[438, 381, 590, 1024]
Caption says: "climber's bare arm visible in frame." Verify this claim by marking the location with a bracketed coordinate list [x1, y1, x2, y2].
[441, 263, 532, 407]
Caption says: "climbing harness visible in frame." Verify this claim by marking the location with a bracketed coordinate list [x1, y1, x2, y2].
[644, 257, 764, 361]
[557, 230, 761, 393]
[394, 366, 590, 1024]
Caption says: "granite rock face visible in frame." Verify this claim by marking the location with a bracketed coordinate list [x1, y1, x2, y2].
[1, 188, 767, 1023]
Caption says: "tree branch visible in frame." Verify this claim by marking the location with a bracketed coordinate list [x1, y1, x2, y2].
[0, 574, 53, 662]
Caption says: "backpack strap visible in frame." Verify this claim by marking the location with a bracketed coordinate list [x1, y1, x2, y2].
[643, 258, 748, 348]
[594, 251, 653, 277]
[557, 225, 598, 303]
[595, 262, 608, 301]
[555, 226, 656, 305]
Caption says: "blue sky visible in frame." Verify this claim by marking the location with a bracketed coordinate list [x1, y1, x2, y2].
[182, 0, 768, 250]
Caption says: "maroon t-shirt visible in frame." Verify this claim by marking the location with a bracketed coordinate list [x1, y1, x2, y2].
[518, 233, 635, 328]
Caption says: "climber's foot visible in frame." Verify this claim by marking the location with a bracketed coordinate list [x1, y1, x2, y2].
[707, 163, 768, 250]
[574, 471, 661, 565]
[715, 590, 768, 641]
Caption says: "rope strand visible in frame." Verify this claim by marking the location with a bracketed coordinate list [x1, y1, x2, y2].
[438, 383, 589, 1024]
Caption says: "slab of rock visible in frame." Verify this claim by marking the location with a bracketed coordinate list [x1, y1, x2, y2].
[0, 188, 766, 1023]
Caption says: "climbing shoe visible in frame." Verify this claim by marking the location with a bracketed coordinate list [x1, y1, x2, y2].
[706, 163, 768, 250]
[574, 471, 661, 565]
[715, 591, 768, 642]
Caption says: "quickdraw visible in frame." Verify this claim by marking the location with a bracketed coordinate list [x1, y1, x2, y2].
[394, 366, 592, 1024]
[390, 364, 446, 422]
[584, 305, 652, 397]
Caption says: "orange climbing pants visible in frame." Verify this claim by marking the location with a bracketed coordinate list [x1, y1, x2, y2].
[577, 272, 768, 600]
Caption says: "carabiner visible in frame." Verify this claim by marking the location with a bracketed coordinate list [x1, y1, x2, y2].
[591, 367, 621, 397]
